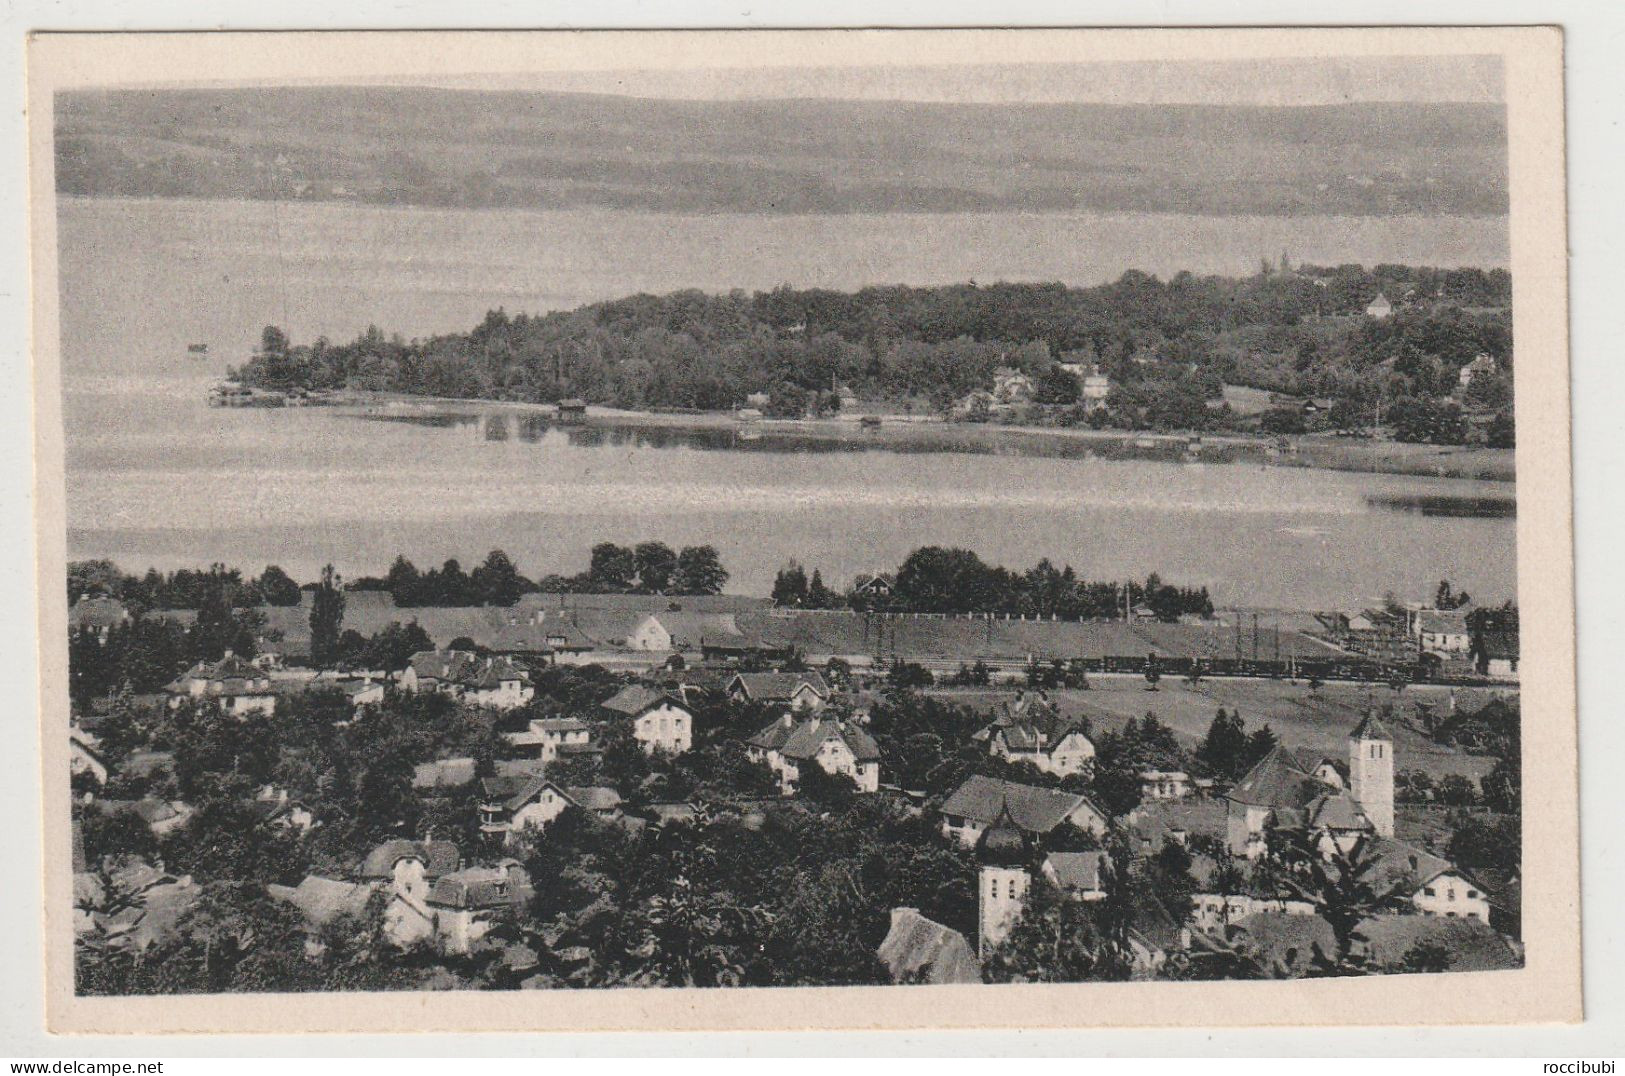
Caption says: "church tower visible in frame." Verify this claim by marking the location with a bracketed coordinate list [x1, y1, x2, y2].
[1348, 710, 1395, 838]
[976, 798, 1032, 960]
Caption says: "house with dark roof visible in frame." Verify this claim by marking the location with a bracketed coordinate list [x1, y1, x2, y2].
[938, 775, 1108, 849]
[746, 712, 881, 794]
[163, 652, 277, 716]
[1475, 630, 1520, 681]
[427, 861, 533, 955]
[357, 838, 462, 949]
[976, 692, 1095, 778]
[877, 907, 981, 985]
[68, 595, 130, 641]
[478, 776, 622, 844]
[1224, 717, 1389, 859]
[400, 650, 534, 709]
[1414, 608, 1471, 655]
[1042, 851, 1109, 901]
[727, 670, 831, 711]
[601, 684, 693, 754]
[1364, 836, 1493, 924]
[504, 715, 596, 764]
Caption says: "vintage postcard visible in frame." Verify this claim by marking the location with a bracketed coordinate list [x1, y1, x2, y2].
[29, 28, 1577, 1032]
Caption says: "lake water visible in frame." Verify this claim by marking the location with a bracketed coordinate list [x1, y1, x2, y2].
[57, 197, 1516, 608]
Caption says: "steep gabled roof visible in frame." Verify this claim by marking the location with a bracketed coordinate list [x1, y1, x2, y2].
[776, 717, 881, 762]
[1365, 836, 1471, 893]
[428, 865, 531, 911]
[469, 656, 529, 689]
[407, 649, 478, 683]
[357, 838, 460, 879]
[1227, 745, 1327, 809]
[1304, 791, 1371, 832]
[1045, 851, 1108, 893]
[940, 775, 1105, 834]
[729, 670, 830, 701]
[601, 684, 684, 717]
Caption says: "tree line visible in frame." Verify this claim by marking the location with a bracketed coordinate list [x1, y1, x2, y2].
[230, 264, 1511, 447]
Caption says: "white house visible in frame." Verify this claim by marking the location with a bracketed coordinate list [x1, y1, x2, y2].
[503, 716, 596, 764]
[727, 670, 831, 712]
[1225, 712, 1392, 858]
[479, 776, 622, 845]
[1413, 609, 1471, 655]
[1138, 770, 1194, 801]
[400, 650, 534, 709]
[978, 692, 1095, 778]
[623, 612, 752, 655]
[424, 861, 532, 955]
[600, 684, 693, 754]
[1367, 839, 1493, 925]
[162, 653, 277, 716]
[354, 838, 459, 950]
[1366, 293, 1394, 319]
[746, 713, 881, 795]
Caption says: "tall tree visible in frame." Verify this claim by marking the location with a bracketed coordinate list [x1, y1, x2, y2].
[309, 564, 346, 666]
[673, 545, 728, 595]
[633, 542, 679, 594]
[256, 565, 303, 606]
[588, 543, 637, 591]
[471, 549, 525, 606]
[1196, 707, 1249, 781]
[771, 561, 809, 607]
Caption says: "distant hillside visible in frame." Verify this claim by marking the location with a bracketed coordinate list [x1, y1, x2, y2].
[55, 86, 1507, 217]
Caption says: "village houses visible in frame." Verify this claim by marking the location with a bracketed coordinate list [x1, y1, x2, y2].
[974, 691, 1095, 777]
[400, 650, 534, 709]
[477, 776, 623, 845]
[746, 712, 881, 795]
[162, 652, 277, 716]
[938, 774, 1109, 850]
[726, 669, 831, 711]
[600, 684, 694, 754]
[503, 716, 597, 765]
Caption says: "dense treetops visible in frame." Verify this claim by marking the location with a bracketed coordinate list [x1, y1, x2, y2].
[230, 265, 1511, 443]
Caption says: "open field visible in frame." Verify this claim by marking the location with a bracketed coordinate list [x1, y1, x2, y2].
[927, 676, 1506, 782]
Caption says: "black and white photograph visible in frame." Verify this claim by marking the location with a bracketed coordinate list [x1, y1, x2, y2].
[26, 28, 1577, 1032]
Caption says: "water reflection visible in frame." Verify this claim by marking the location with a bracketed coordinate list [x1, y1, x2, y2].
[339, 409, 1516, 518]
[1364, 493, 1517, 518]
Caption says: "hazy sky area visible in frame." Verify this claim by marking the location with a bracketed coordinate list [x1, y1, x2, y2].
[423, 56, 1505, 105]
[138, 55, 1504, 106]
